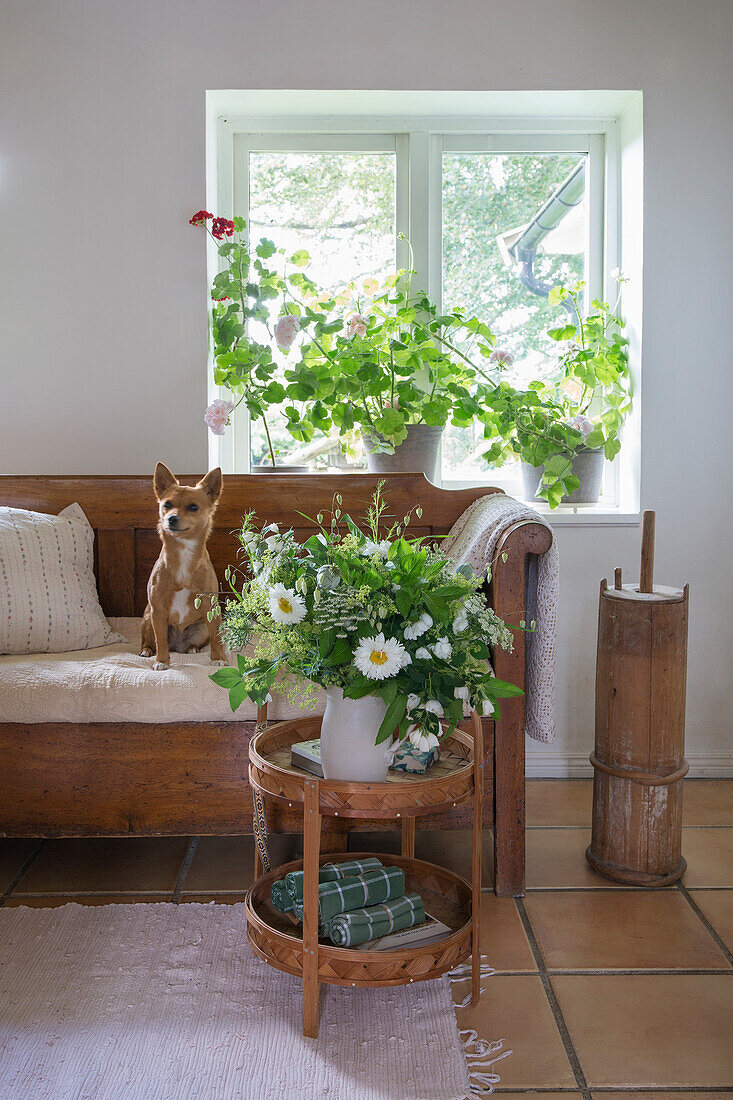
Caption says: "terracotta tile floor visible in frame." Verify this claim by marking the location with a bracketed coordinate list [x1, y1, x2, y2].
[1, 778, 731, 1095]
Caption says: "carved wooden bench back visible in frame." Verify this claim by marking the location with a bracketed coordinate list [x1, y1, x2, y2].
[0, 474, 499, 617]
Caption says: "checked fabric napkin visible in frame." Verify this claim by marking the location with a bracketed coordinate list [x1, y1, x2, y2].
[292, 865, 405, 927]
[270, 857, 384, 913]
[326, 893, 426, 947]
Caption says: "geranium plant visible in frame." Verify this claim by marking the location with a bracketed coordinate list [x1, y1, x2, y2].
[190, 210, 322, 465]
[476, 278, 632, 507]
[210, 487, 521, 750]
[279, 241, 497, 454]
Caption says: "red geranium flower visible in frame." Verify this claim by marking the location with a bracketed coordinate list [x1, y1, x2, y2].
[211, 217, 235, 240]
[189, 210, 213, 226]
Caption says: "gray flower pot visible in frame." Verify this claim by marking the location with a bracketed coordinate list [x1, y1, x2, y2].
[521, 447, 604, 505]
[362, 425, 442, 481]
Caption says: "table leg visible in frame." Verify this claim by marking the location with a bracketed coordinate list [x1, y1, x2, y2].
[401, 816, 416, 858]
[302, 779, 322, 1038]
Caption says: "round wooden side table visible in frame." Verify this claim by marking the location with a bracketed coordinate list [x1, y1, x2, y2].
[245, 711, 484, 1038]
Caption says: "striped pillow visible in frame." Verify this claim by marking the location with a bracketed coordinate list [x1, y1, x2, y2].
[0, 503, 124, 654]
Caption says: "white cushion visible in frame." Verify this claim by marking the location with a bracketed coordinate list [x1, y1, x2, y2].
[0, 503, 124, 654]
[0, 618, 323, 723]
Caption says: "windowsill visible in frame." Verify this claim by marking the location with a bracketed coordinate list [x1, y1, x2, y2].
[441, 481, 640, 527]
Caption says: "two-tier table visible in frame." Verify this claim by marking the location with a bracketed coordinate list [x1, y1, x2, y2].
[245, 711, 484, 1038]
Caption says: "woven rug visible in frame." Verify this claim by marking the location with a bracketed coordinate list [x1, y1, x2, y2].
[0, 902, 479, 1100]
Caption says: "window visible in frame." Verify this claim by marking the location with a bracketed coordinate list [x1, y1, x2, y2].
[239, 138, 397, 467]
[216, 115, 620, 505]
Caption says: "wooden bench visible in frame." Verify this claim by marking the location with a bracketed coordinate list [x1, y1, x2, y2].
[0, 473, 552, 896]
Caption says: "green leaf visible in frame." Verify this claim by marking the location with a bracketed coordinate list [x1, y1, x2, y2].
[228, 679, 249, 712]
[343, 675, 376, 700]
[255, 239, 276, 259]
[375, 693, 408, 744]
[209, 667, 241, 688]
[319, 628, 336, 658]
[289, 249, 310, 268]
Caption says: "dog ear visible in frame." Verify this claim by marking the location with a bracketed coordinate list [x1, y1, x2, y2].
[154, 462, 178, 499]
[197, 467, 223, 503]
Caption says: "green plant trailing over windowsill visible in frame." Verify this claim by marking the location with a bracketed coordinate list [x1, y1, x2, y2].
[475, 277, 632, 507]
[209, 486, 522, 750]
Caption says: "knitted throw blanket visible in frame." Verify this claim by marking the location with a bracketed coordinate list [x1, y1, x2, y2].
[441, 493, 558, 744]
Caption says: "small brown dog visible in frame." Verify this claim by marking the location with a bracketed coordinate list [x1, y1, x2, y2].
[140, 462, 227, 670]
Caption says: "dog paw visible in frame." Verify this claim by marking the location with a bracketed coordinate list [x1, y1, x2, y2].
[140, 648, 153, 658]
[210, 658, 227, 667]
[153, 661, 170, 671]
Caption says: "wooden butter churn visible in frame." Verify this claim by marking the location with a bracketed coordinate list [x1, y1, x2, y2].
[586, 511, 690, 885]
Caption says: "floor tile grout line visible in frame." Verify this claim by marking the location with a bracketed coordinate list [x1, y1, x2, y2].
[172, 837, 199, 903]
[676, 881, 733, 967]
[492, 967, 733, 976]
[0, 840, 46, 906]
[492, 1089, 733, 1095]
[9, 891, 175, 899]
[514, 897, 592, 1100]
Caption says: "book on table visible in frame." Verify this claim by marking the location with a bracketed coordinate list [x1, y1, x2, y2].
[355, 913, 452, 952]
[291, 739, 324, 778]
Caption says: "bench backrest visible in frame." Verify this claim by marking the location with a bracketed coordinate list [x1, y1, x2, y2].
[0, 473, 499, 617]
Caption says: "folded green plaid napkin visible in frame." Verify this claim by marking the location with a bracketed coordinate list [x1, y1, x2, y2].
[270, 857, 384, 913]
[270, 879, 294, 913]
[284, 857, 384, 904]
[326, 892, 426, 947]
[293, 865, 405, 926]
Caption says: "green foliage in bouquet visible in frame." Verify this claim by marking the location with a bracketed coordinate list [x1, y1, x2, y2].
[210, 486, 521, 750]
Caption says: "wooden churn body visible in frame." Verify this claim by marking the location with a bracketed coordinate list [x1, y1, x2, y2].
[586, 513, 690, 886]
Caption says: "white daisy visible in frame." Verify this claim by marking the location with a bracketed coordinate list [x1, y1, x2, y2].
[407, 724, 440, 753]
[353, 632, 409, 680]
[432, 636, 452, 660]
[403, 612, 432, 640]
[268, 583, 306, 624]
[422, 699, 444, 717]
[414, 647, 431, 660]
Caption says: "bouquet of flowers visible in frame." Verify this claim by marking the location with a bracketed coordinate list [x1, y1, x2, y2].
[210, 486, 522, 752]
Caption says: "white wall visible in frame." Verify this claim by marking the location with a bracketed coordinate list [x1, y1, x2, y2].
[1, 0, 731, 773]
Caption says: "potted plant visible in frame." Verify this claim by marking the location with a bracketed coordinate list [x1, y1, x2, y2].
[477, 277, 631, 507]
[191, 210, 318, 472]
[280, 242, 496, 480]
[209, 486, 521, 781]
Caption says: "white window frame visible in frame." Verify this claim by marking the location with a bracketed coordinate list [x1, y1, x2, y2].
[212, 113, 627, 517]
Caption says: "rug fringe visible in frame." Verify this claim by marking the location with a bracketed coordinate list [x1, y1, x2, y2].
[450, 962, 511, 1094]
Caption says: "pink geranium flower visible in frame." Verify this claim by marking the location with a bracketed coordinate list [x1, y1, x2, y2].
[567, 414, 594, 438]
[347, 314, 369, 338]
[274, 315, 300, 351]
[489, 348, 513, 368]
[204, 399, 235, 436]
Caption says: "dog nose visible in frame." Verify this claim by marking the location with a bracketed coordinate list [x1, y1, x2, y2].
[167, 515, 179, 528]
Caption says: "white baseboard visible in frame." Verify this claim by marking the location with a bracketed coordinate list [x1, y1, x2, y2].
[525, 750, 733, 779]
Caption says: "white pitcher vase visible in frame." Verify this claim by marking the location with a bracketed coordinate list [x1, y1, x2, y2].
[320, 686, 390, 781]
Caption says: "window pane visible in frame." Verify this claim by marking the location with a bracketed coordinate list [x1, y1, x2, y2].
[247, 151, 396, 468]
[441, 151, 587, 482]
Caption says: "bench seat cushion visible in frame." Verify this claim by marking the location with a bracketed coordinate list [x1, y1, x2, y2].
[0, 618, 323, 724]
